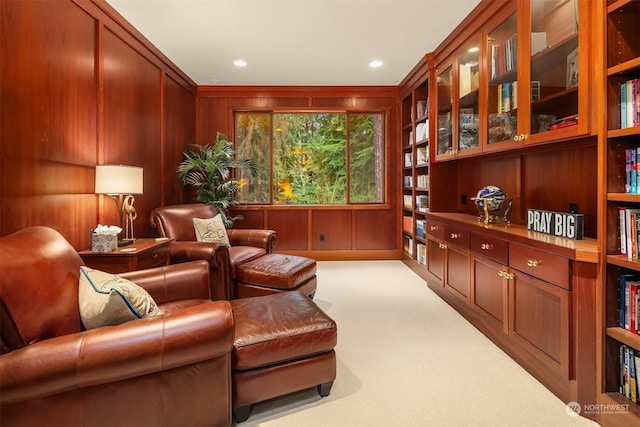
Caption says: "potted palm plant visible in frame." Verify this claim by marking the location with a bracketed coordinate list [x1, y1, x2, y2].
[178, 132, 258, 227]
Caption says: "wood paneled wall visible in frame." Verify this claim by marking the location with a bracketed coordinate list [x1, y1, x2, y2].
[198, 86, 402, 258]
[0, 0, 196, 250]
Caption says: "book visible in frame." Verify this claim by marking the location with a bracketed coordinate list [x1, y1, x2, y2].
[631, 345, 637, 402]
[620, 274, 640, 328]
[618, 273, 640, 329]
[620, 207, 628, 255]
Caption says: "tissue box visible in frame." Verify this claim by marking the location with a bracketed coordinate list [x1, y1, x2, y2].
[92, 232, 117, 253]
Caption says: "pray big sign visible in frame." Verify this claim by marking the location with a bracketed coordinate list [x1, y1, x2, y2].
[526, 209, 584, 240]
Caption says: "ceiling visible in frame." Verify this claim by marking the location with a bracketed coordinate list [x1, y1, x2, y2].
[106, 0, 482, 86]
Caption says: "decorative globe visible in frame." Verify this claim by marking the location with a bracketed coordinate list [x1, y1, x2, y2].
[475, 185, 507, 212]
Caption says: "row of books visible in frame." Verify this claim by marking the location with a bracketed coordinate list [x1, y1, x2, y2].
[490, 34, 517, 80]
[404, 194, 430, 212]
[621, 78, 640, 129]
[416, 147, 428, 166]
[416, 243, 426, 265]
[619, 273, 640, 333]
[416, 174, 428, 188]
[619, 207, 640, 259]
[408, 120, 429, 145]
[416, 219, 425, 239]
[620, 344, 640, 402]
[624, 148, 640, 194]
[403, 236, 414, 256]
[496, 82, 517, 114]
[403, 216, 413, 235]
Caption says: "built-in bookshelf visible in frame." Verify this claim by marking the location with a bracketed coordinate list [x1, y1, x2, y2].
[400, 56, 432, 264]
[602, 0, 640, 425]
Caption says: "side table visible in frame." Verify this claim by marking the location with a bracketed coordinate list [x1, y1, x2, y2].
[78, 238, 172, 274]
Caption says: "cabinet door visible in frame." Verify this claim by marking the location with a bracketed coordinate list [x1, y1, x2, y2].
[426, 236, 446, 286]
[527, 0, 589, 143]
[471, 254, 509, 334]
[509, 269, 571, 379]
[435, 64, 453, 160]
[456, 38, 482, 157]
[445, 243, 470, 303]
[485, 8, 522, 152]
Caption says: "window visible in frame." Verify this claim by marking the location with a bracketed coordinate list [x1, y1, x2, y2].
[235, 112, 385, 205]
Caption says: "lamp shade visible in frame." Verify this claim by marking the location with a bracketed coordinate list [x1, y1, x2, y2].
[95, 165, 143, 195]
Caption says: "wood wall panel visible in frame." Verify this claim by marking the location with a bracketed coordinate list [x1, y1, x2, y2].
[267, 210, 308, 251]
[163, 75, 196, 206]
[101, 28, 161, 239]
[1, 0, 197, 249]
[0, 0, 98, 248]
[354, 209, 397, 250]
[311, 210, 352, 250]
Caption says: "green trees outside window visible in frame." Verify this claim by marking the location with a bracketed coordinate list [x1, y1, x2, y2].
[235, 112, 385, 205]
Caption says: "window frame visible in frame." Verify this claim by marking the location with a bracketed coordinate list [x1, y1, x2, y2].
[233, 108, 390, 208]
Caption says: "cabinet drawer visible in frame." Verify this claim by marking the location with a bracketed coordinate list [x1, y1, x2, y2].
[445, 224, 469, 248]
[470, 232, 508, 264]
[136, 245, 170, 270]
[426, 219, 445, 239]
[509, 243, 569, 290]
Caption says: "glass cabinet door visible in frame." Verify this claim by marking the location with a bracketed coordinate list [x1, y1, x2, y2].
[436, 65, 453, 158]
[529, 0, 579, 137]
[487, 13, 519, 147]
[458, 46, 480, 154]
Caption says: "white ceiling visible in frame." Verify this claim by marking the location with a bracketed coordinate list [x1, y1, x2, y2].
[106, 0, 482, 86]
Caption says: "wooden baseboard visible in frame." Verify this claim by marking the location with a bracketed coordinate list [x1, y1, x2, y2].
[275, 249, 402, 261]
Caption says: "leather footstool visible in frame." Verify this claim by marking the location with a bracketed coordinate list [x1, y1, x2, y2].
[236, 253, 317, 299]
[230, 291, 337, 422]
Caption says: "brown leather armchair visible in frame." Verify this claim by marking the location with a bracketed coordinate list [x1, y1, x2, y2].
[150, 203, 276, 300]
[0, 227, 235, 427]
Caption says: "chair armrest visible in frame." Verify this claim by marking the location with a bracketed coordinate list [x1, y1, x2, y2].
[227, 229, 276, 253]
[119, 260, 210, 303]
[168, 241, 233, 300]
[0, 301, 233, 404]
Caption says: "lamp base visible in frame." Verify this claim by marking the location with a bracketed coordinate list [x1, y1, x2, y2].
[117, 238, 135, 247]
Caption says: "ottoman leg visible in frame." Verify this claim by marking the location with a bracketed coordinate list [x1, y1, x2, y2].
[233, 405, 252, 423]
[317, 381, 334, 397]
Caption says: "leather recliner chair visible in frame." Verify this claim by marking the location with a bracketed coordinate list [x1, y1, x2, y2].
[150, 203, 276, 300]
[0, 226, 235, 427]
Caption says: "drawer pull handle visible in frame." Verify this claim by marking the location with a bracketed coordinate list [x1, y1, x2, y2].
[438, 243, 446, 249]
[451, 233, 461, 239]
[498, 270, 514, 280]
[430, 225, 439, 231]
[527, 259, 541, 267]
[481, 243, 493, 250]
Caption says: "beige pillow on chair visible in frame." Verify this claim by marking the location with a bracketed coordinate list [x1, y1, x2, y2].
[193, 214, 230, 247]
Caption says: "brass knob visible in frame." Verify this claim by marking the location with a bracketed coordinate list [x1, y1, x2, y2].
[451, 233, 460, 239]
[438, 243, 446, 249]
[481, 243, 493, 250]
[527, 259, 541, 267]
[430, 225, 439, 231]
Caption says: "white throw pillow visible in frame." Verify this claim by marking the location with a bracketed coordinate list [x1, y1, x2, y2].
[79, 266, 162, 330]
[193, 214, 230, 247]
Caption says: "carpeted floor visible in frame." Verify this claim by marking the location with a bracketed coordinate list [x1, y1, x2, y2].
[235, 260, 601, 427]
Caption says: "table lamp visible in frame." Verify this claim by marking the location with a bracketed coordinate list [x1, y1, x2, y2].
[95, 164, 143, 246]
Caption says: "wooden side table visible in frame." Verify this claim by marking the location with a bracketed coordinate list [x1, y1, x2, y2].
[78, 238, 172, 274]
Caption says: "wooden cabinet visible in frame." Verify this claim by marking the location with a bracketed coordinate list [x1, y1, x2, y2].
[423, 212, 598, 407]
[600, 0, 640, 424]
[432, 0, 593, 163]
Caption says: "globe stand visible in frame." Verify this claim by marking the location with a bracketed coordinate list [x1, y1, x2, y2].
[471, 197, 513, 225]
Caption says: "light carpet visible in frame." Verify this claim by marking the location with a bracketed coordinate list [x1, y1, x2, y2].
[236, 260, 600, 427]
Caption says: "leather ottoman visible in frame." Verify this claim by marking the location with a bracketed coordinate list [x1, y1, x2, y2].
[236, 253, 317, 299]
[230, 291, 337, 422]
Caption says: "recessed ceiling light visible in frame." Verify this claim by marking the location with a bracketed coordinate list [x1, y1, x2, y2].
[369, 60, 383, 68]
[233, 59, 247, 67]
